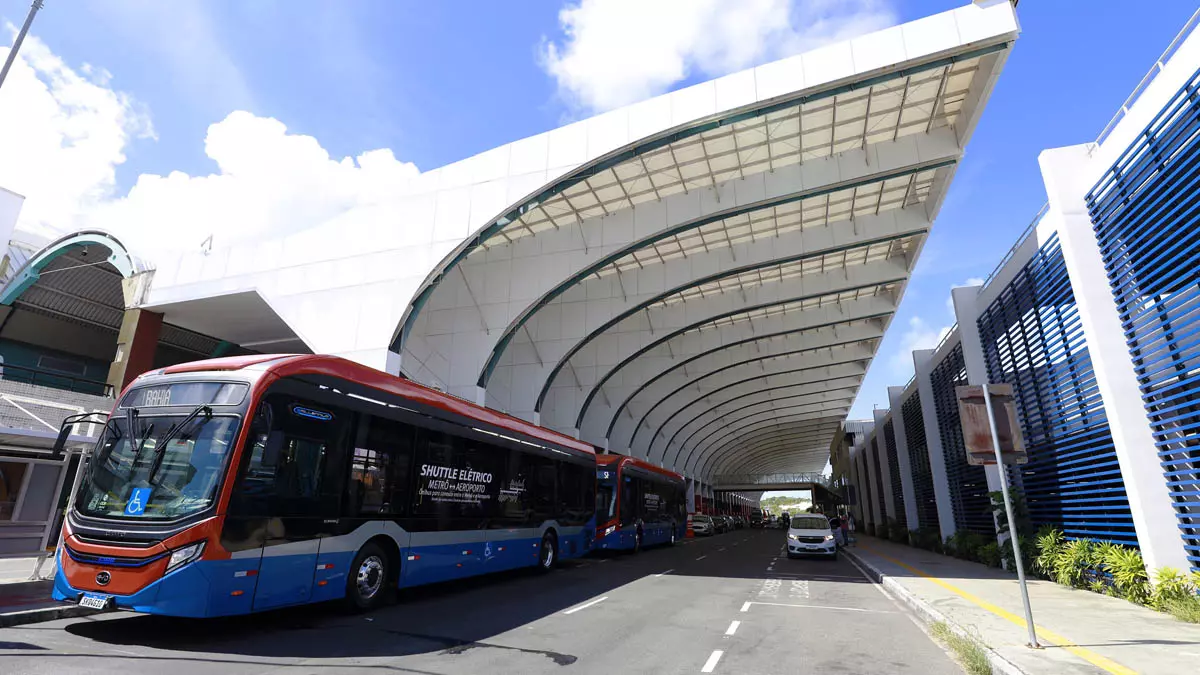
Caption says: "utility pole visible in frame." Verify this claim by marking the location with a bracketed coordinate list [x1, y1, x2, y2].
[0, 1, 45, 93]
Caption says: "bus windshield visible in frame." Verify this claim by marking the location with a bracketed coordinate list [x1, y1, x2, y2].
[596, 468, 617, 523]
[76, 411, 240, 520]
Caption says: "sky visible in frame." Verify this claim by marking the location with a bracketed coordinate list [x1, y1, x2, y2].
[2, 0, 1198, 420]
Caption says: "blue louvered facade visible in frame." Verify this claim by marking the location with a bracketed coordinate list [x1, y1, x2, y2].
[1087, 66, 1200, 570]
[901, 391, 940, 531]
[930, 343, 996, 535]
[873, 437, 889, 523]
[976, 233, 1135, 545]
[884, 418, 907, 525]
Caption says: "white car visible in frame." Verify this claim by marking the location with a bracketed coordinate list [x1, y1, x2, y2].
[786, 515, 838, 560]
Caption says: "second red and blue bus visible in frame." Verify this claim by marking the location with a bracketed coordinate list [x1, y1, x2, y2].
[594, 454, 686, 551]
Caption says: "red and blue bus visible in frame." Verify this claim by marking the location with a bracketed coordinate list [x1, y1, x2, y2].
[52, 354, 596, 617]
[594, 454, 686, 551]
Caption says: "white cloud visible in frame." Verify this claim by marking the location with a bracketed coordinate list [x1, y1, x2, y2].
[888, 316, 952, 379]
[1, 34, 419, 255]
[539, 0, 897, 113]
[0, 32, 153, 240]
[945, 276, 985, 313]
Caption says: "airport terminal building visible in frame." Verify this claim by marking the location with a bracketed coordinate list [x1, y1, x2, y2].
[0, 0, 1020, 505]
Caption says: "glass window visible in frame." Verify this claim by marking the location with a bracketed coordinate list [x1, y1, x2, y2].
[228, 395, 348, 518]
[349, 415, 414, 516]
[496, 449, 533, 526]
[76, 411, 240, 520]
[557, 461, 593, 526]
[620, 476, 637, 526]
[528, 454, 557, 522]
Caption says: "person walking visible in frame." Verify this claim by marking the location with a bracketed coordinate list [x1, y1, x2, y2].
[840, 514, 851, 547]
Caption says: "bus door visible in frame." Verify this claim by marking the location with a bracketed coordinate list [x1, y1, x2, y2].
[232, 395, 350, 612]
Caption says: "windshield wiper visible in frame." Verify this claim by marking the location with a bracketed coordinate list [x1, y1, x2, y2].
[147, 405, 212, 485]
[125, 408, 157, 479]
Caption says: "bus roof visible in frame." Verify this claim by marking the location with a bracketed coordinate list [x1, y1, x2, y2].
[597, 453, 684, 482]
[155, 354, 595, 456]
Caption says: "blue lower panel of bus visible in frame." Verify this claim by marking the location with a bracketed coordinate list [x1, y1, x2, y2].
[596, 522, 681, 551]
[54, 527, 593, 617]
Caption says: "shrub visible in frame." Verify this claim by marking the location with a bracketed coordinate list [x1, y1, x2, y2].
[1103, 546, 1148, 605]
[977, 542, 1002, 568]
[1054, 539, 1095, 588]
[1163, 596, 1200, 624]
[947, 530, 987, 563]
[1150, 568, 1196, 611]
[913, 526, 943, 552]
[1034, 527, 1064, 578]
[887, 518, 909, 544]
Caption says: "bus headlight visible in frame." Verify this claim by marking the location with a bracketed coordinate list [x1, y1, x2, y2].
[166, 541, 205, 572]
[604, 526, 616, 537]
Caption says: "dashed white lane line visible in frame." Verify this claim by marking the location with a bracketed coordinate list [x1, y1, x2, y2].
[696, 555, 708, 561]
[740, 601, 893, 613]
[725, 620, 740, 636]
[655, 568, 675, 577]
[701, 650, 724, 673]
[718, 547, 726, 552]
[563, 596, 608, 614]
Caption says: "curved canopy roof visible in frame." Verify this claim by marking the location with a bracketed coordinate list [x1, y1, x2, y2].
[396, 3, 1019, 483]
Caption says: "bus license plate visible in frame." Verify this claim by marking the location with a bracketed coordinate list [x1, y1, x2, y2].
[79, 594, 109, 610]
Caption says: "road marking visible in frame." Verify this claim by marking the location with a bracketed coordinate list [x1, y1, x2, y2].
[725, 620, 740, 636]
[597, 559, 610, 564]
[856, 545, 1136, 675]
[701, 650, 724, 673]
[696, 555, 707, 560]
[718, 547, 726, 552]
[655, 568, 675, 577]
[741, 601, 892, 613]
[563, 596, 608, 614]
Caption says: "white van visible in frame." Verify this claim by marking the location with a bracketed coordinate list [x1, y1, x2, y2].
[786, 515, 838, 560]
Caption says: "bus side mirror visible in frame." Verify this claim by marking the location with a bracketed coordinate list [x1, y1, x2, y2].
[51, 425, 72, 460]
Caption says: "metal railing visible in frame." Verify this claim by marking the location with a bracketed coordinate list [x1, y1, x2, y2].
[1093, 7, 1200, 149]
[0, 363, 113, 397]
[712, 472, 828, 487]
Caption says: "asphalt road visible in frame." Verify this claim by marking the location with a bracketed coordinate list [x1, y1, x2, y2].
[0, 529, 963, 675]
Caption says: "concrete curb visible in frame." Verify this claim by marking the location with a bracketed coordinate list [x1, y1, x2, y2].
[843, 546, 1026, 675]
[0, 604, 99, 628]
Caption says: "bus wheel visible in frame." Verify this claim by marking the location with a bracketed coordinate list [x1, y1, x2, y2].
[346, 542, 389, 612]
[537, 532, 557, 573]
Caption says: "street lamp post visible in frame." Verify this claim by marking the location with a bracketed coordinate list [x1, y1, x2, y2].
[0, 1, 46, 93]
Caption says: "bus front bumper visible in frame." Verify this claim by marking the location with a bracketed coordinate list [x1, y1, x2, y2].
[52, 549, 249, 618]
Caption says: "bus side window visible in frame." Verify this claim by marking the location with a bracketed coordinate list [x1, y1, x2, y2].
[620, 476, 637, 526]
[349, 415, 414, 517]
[529, 454, 557, 523]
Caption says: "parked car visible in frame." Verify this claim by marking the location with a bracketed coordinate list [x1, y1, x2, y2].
[717, 515, 733, 533]
[692, 515, 715, 536]
[786, 514, 838, 560]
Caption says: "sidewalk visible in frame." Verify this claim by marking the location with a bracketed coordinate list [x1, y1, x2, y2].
[0, 554, 95, 627]
[844, 535, 1200, 675]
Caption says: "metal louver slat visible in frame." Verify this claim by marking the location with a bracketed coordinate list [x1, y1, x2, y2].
[901, 391, 939, 531]
[1087, 65, 1200, 570]
[883, 418, 907, 526]
[930, 343, 996, 536]
[977, 233, 1134, 545]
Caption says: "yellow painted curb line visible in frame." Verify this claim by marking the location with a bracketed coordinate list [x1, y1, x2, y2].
[859, 544, 1136, 675]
